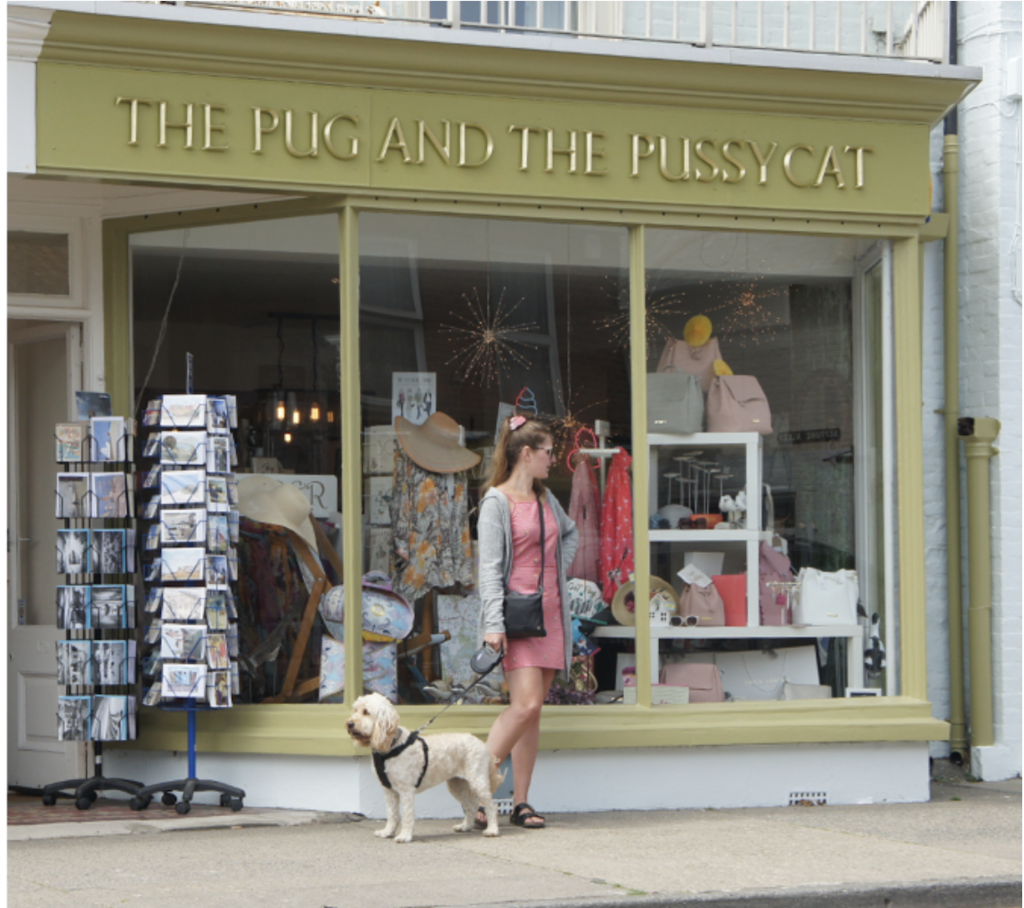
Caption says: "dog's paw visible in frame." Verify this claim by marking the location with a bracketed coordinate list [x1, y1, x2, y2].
[482, 826, 499, 837]
[374, 828, 395, 839]
[393, 833, 413, 844]
[453, 821, 471, 833]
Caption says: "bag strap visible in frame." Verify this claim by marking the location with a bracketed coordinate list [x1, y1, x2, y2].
[537, 492, 546, 595]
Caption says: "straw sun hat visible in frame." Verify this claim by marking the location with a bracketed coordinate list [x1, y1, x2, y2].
[237, 475, 319, 554]
[611, 576, 680, 627]
[394, 411, 481, 474]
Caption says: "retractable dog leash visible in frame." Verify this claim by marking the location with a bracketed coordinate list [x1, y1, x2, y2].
[412, 647, 504, 735]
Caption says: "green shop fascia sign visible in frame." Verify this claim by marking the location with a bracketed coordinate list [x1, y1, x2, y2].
[37, 61, 929, 216]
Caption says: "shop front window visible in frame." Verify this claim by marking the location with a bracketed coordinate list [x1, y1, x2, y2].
[641, 228, 883, 702]
[356, 213, 630, 706]
[131, 214, 342, 704]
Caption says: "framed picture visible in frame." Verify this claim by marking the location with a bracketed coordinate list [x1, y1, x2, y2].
[392, 372, 436, 426]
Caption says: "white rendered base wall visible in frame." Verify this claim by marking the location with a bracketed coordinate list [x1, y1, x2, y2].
[104, 741, 930, 813]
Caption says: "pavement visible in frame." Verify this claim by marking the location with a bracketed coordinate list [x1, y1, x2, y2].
[6, 763, 1021, 908]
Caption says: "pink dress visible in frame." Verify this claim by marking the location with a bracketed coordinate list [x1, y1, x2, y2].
[503, 497, 565, 673]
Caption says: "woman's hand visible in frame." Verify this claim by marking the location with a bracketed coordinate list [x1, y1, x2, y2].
[484, 632, 507, 655]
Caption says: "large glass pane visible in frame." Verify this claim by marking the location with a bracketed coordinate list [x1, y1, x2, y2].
[131, 214, 342, 704]
[641, 228, 876, 703]
[359, 213, 631, 706]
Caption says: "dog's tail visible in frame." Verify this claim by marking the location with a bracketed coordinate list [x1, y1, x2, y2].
[489, 757, 506, 794]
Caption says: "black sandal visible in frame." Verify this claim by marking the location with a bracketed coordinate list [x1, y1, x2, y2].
[474, 807, 488, 830]
[510, 802, 545, 828]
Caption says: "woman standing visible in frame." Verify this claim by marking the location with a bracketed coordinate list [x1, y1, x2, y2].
[476, 415, 578, 829]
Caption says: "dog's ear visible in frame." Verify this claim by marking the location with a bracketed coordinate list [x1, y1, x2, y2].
[369, 696, 398, 752]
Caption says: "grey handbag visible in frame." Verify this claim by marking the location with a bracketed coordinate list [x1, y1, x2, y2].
[647, 367, 704, 434]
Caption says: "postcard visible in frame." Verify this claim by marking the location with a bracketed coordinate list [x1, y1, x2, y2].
[90, 472, 129, 519]
[160, 394, 206, 429]
[160, 430, 207, 467]
[205, 554, 229, 589]
[144, 587, 163, 614]
[160, 624, 207, 662]
[57, 529, 91, 574]
[90, 416, 126, 463]
[160, 547, 206, 583]
[58, 696, 92, 741]
[161, 587, 206, 622]
[143, 434, 161, 458]
[226, 624, 239, 658]
[392, 372, 436, 426]
[160, 508, 207, 545]
[144, 618, 163, 645]
[225, 395, 238, 429]
[142, 683, 163, 706]
[207, 513, 229, 554]
[56, 472, 90, 518]
[227, 548, 238, 582]
[91, 695, 129, 741]
[207, 435, 232, 474]
[231, 661, 240, 696]
[91, 585, 127, 630]
[207, 397, 230, 434]
[141, 498, 160, 520]
[225, 590, 238, 620]
[144, 524, 161, 551]
[75, 391, 111, 420]
[56, 422, 87, 463]
[91, 529, 126, 574]
[142, 400, 162, 427]
[161, 469, 206, 506]
[228, 509, 240, 544]
[206, 475, 229, 512]
[207, 671, 232, 708]
[57, 640, 92, 686]
[57, 585, 91, 630]
[226, 474, 239, 506]
[93, 640, 129, 686]
[205, 592, 228, 630]
[162, 662, 207, 698]
[143, 467, 162, 490]
[142, 651, 163, 676]
[206, 633, 230, 670]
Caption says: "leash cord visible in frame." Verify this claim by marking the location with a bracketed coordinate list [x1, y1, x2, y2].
[413, 655, 504, 735]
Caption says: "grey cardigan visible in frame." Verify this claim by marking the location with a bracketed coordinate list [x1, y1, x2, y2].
[477, 487, 580, 679]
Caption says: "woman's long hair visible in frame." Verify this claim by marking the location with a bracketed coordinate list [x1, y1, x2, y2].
[482, 416, 552, 497]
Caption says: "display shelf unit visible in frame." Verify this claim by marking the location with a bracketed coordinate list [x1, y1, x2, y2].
[636, 431, 865, 693]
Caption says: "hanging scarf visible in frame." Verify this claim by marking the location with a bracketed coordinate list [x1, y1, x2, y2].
[568, 455, 602, 584]
[598, 449, 635, 604]
[389, 449, 474, 603]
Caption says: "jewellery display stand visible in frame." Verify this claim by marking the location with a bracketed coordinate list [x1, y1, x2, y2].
[592, 432, 863, 688]
[45, 419, 142, 809]
[129, 393, 245, 814]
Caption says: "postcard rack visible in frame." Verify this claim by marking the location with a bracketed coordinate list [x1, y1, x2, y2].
[45, 416, 142, 809]
[130, 393, 245, 814]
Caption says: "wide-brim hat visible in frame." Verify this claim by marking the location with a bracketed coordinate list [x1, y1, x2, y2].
[237, 475, 318, 554]
[611, 576, 679, 627]
[394, 411, 481, 474]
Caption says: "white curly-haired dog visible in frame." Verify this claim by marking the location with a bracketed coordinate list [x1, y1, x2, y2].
[346, 692, 502, 843]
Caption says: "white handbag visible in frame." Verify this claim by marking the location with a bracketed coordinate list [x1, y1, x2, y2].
[793, 568, 859, 626]
[698, 645, 820, 701]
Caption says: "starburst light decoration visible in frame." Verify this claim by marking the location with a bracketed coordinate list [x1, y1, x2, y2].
[594, 275, 688, 352]
[441, 287, 540, 386]
[702, 281, 786, 347]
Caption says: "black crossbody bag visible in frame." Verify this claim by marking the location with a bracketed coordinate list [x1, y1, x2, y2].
[503, 494, 547, 638]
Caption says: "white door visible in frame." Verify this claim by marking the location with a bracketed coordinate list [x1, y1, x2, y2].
[8, 320, 88, 789]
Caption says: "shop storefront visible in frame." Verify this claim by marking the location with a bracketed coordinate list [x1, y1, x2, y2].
[15, 6, 979, 810]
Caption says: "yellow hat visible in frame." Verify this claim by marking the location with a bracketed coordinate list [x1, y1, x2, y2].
[684, 315, 713, 348]
[713, 358, 733, 376]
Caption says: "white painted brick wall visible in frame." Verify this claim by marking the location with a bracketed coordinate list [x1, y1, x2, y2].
[942, 0, 1023, 779]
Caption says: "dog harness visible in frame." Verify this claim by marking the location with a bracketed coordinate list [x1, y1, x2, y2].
[373, 731, 430, 790]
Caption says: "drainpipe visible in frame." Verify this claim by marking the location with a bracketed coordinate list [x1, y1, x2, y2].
[960, 417, 1000, 749]
[943, 134, 967, 762]
[943, 1, 968, 764]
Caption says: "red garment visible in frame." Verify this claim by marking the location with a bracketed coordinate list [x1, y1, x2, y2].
[568, 456, 601, 584]
[598, 449, 634, 604]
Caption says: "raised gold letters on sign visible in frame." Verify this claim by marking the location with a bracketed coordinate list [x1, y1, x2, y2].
[721, 140, 747, 183]
[377, 117, 413, 163]
[658, 136, 690, 181]
[783, 144, 815, 187]
[285, 110, 319, 158]
[694, 139, 719, 182]
[749, 141, 777, 185]
[416, 120, 451, 165]
[844, 145, 874, 189]
[323, 114, 359, 160]
[458, 122, 493, 168]
[630, 134, 656, 177]
[158, 101, 194, 150]
[203, 104, 229, 152]
[584, 131, 607, 176]
[814, 145, 845, 188]
[545, 129, 578, 174]
[508, 125, 540, 171]
[115, 97, 153, 146]
[252, 107, 279, 154]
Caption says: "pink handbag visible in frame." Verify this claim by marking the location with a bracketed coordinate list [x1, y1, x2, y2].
[758, 541, 794, 626]
[679, 582, 725, 627]
[659, 663, 725, 703]
[707, 375, 773, 434]
[656, 336, 722, 394]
